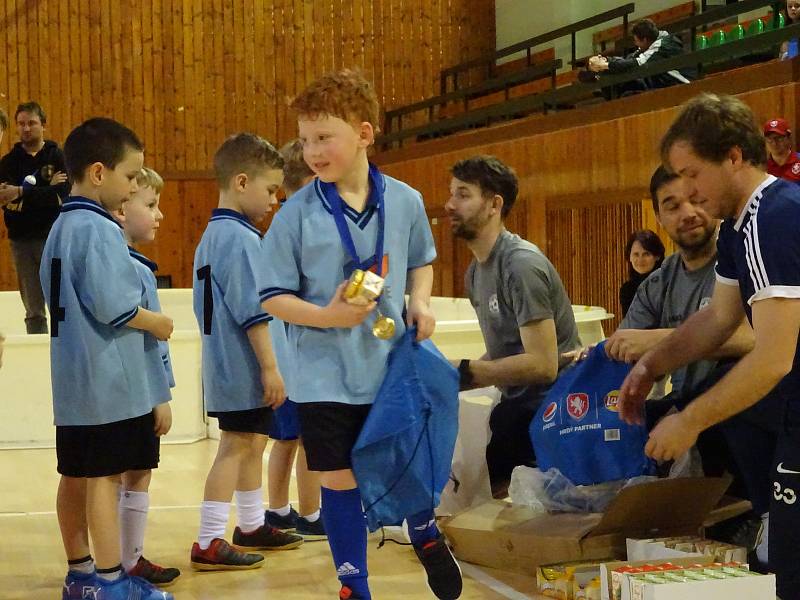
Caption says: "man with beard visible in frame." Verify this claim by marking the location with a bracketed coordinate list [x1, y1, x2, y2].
[605, 166, 770, 561]
[445, 155, 581, 495]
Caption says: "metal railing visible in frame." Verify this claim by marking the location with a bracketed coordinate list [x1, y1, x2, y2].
[439, 3, 635, 94]
[377, 22, 800, 149]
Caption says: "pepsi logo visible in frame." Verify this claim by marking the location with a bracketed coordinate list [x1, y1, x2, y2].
[566, 393, 589, 420]
[793, 163, 800, 175]
[772, 120, 779, 127]
[605, 390, 620, 412]
[542, 402, 558, 423]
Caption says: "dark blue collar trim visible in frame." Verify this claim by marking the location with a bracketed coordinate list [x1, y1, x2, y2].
[210, 208, 261, 236]
[61, 196, 121, 228]
[127, 246, 158, 272]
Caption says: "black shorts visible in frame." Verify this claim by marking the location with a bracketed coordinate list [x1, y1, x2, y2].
[56, 412, 160, 478]
[209, 406, 273, 435]
[297, 402, 372, 471]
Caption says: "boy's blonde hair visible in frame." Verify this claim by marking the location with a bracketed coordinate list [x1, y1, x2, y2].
[214, 132, 283, 188]
[0, 107, 7, 131]
[290, 69, 380, 131]
[136, 166, 164, 194]
[280, 140, 314, 195]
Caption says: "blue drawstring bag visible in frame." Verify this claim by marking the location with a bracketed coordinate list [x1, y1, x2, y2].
[351, 328, 459, 532]
[530, 342, 654, 486]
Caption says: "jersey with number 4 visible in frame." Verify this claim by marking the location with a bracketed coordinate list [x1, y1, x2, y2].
[40, 197, 169, 426]
[193, 208, 272, 412]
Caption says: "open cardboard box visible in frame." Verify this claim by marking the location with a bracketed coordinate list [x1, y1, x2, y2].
[441, 477, 750, 575]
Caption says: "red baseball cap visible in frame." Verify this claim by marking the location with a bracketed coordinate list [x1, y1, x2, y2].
[764, 118, 791, 136]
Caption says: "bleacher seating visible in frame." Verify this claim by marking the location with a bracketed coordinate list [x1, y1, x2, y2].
[380, 0, 796, 149]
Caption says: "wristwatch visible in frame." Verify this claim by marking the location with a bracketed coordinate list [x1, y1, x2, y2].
[458, 359, 473, 388]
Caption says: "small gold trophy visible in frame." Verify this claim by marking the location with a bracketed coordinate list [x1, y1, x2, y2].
[344, 269, 395, 340]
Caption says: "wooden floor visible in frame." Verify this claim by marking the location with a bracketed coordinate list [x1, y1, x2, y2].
[0, 440, 544, 599]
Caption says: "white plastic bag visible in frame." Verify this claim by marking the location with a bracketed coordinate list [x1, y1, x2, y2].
[436, 386, 500, 516]
[509, 465, 657, 513]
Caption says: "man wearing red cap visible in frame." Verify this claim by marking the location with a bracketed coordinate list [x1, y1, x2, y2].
[765, 118, 800, 184]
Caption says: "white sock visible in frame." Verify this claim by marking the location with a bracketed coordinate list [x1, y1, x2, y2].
[198, 501, 231, 550]
[270, 504, 291, 517]
[119, 490, 149, 572]
[96, 566, 123, 582]
[68, 555, 95, 575]
[301, 509, 320, 523]
[756, 512, 769, 564]
[234, 488, 265, 534]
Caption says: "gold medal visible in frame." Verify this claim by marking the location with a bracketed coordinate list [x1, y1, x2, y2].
[344, 269, 394, 339]
[372, 313, 396, 340]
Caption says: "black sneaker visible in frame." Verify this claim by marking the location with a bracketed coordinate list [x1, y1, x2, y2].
[296, 515, 327, 540]
[233, 524, 304, 551]
[413, 536, 463, 600]
[265, 507, 299, 531]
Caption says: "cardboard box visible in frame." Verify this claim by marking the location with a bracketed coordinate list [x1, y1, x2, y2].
[442, 477, 746, 576]
[621, 570, 775, 600]
[600, 556, 719, 600]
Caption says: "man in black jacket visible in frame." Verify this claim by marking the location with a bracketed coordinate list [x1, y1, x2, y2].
[587, 19, 694, 97]
[0, 102, 69, 333]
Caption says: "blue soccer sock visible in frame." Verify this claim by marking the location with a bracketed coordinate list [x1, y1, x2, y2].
[321, 487, 371, 599]
[406, 508, 439, 548]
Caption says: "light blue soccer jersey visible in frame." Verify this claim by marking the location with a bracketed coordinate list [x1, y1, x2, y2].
[259, 165, 437, 405]
[40, 197, 169, 426]
[129, 247, 176, 392]
[193, 208, 272, 412]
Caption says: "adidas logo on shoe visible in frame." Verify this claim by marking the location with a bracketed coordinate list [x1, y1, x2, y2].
[336, 562, 361, 576]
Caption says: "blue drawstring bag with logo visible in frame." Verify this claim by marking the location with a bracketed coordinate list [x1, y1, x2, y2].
[530, 342, 654, 486]
[352, 328, 460, 532]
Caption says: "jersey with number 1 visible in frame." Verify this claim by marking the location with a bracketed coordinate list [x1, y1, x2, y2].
[40, 197, 169, 426]
[193, 208, 272, 412]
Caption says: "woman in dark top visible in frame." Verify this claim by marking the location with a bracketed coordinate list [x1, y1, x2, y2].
[619, 229, 665, 317]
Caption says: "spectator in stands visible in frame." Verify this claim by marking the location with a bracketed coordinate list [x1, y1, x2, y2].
[781, 0, 800, 59]
[764, 118, 800, 183]
[586, 19, 694, 97]
[0, 102, 69, 334]
[445, 155, 581, 496]
[619, 229, 665, 317]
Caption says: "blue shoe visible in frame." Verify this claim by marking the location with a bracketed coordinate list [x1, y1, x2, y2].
[95, 573, 174, 600]
[265, 506, 299, 530]
[62, 570, 99, 600]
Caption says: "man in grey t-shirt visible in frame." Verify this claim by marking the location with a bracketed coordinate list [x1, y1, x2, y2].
[606, 166, 777, 561]
[445, 155, 580, 494]
[605, 166, 753, 382]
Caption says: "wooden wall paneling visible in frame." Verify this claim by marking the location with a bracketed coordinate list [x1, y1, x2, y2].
[292, 0, 305, 135]
[210, 0, 224, 157]
[160, 0, 175, 172]
[343, 0, 357, 72]
[131, 0, 145, 153]
[110, 0, 124, 125]
[302, 0, 315, 95]
[181, 0, 196, 171]
[272, 0, 287, 143]
[6, 0, 20, 118]
[142, 0, 155, 168]
[371, 0, 385, 105]
[192, 0, 207, 167]
[150, 0, 164, 172]
[34, 0, 49, 128]
[363, 0, 374, 82]
[172, 0, 186, 171]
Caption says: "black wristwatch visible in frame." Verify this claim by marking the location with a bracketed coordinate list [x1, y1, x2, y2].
[458, 359, 473, 388]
